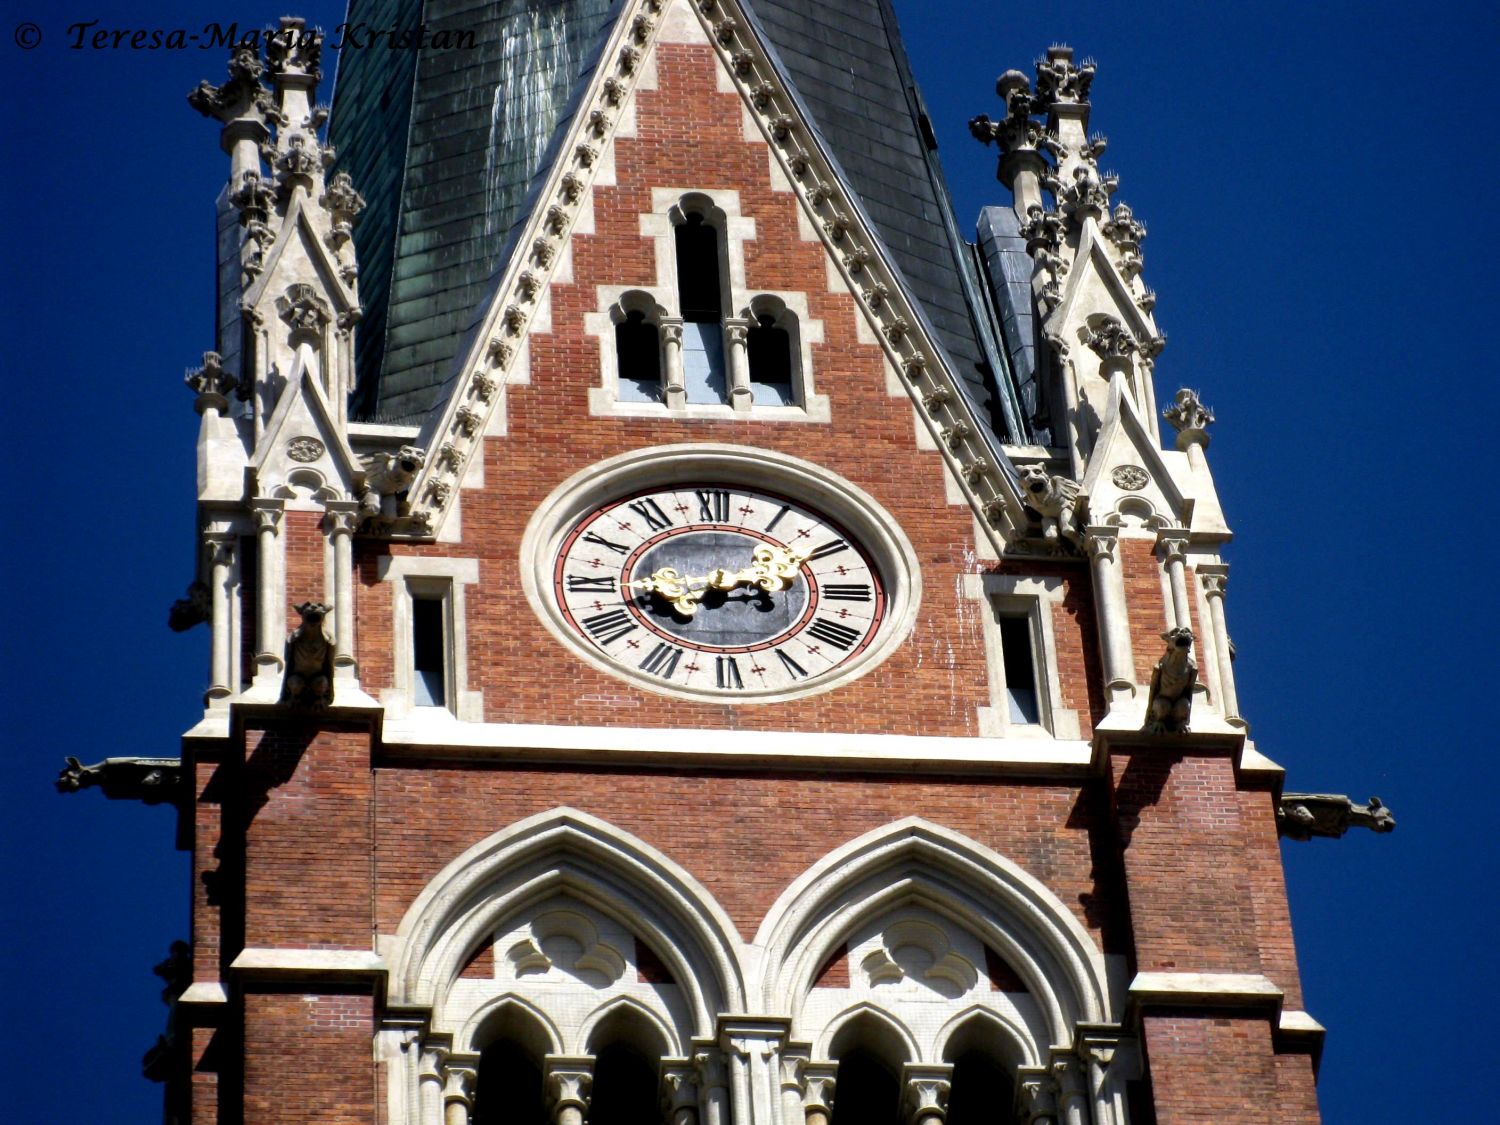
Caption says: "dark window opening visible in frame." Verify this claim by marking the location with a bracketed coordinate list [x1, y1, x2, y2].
[998, 613, 1039, 724]
[616, 309, 662, 402]
[944, 1048, 1015, 1125]
[472, 1040, 546, 1125]
[588, 1040, 660, 1125]
[747, 313, 794, 405]
[675, 212, 723, 322]
[828, 1045, 902, 1125]
[413, 595, 447, 707]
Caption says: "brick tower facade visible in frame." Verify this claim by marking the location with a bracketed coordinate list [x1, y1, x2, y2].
[75, 3, 1375, 1122]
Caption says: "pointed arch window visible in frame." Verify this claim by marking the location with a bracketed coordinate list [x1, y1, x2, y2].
[747, 300, 797, 406]
[828, 1016, 907, 1125]
[587, 1009, 669, 1125]
[615, 308, 663, 402]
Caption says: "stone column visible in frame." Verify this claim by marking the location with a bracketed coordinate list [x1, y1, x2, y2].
[324, 502, 360, 677]
[250, 500, 284, 679]
[545, 1057, 595, 1125]
[900, 1064, 951, 1125]
[444, 1060, 478, 1125]
[1084, 526, 1135, 709]
[1155, 530, 1191, 630]
[662, 318, 686, 408]
[1015, 1068, 1057, 1125]
[777, 1047, 809, 1125]
[419, 1046, 449, 1125]
[800, 1064, 836, 1125]
[1078, 1029, 1129, 1125]
[1196, 564, 1241, 727]
[662, 1060, 700, 1125]
[203, 533, 236, 702]
[1051, 1056, 1088, 1125]
[721, 1018, 790, 1125]
[725, 318, 753, 410]
[693, 1044, 731, 1125]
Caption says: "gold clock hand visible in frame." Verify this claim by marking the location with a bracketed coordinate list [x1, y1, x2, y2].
[627, 544, 808, 617]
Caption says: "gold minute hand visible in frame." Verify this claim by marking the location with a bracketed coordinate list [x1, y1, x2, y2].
[627, 544, 807, 617]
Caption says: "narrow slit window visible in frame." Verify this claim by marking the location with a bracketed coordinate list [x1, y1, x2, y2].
[412, 595, 447, 707]
[998, 614, 1040, 724]
[615, 310, 661, 402]
[675, 212, 723, 322]
[747, 313, 794, 405]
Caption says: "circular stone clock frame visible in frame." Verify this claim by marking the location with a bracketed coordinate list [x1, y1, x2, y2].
[521, 444, 922, 704]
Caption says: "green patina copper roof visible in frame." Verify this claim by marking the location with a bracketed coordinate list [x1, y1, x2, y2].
[331, 0, 1030, 441]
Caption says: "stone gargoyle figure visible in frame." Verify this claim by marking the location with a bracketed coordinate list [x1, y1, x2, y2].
[1145, 626, 1197, 734]
[1277, 794, 1396, 840]
[1017, 462, 1083, 550]
[280, 601, 335, 708]
[360, 444, 426, 522]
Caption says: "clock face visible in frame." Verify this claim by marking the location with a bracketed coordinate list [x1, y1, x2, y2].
[552, 484, 887, 696]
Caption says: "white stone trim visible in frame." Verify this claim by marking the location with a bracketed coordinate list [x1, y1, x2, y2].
[753, 818, 1114, 1046]
[964, 573, 1081, 740]
[1127, 971, 1282, 1005]
[377, 556, 483, 721]
[378, 716, 1093, 774]
[517, 444, 921, 704]
[387, 807, 747, 1032]
[178, 982, 229, 1005]
[229, 947, 386, 974]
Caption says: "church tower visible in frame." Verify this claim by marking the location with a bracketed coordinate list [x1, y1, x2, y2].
[60, 4, 1393, 1122]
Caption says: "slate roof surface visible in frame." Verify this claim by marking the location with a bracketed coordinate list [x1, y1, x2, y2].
[331, 0, 1032, 442]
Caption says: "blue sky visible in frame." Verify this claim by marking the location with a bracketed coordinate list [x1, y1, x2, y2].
[2, 1, 1495, 1122]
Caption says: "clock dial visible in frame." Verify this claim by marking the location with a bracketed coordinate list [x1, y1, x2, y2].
[552, 485, 886, 696]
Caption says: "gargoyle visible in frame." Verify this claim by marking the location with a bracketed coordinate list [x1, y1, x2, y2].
[280, 602, 335, 708]
[1144, 627, 1197, 734]
[55, 755, 182, 803]
[1017, 463, 1083, 550]
[167, 581, 211, 632]
[1277, 794, 1396, 841]
[360, 445, 426, 522]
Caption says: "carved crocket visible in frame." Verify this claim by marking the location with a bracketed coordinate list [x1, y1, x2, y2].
[280, 601, 335, 708]
[1144, 627, 1197, 734]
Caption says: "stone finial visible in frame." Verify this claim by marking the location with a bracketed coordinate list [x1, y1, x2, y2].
[280, 602, 335, 708]
[1278, 794, 1396, 840]
[1034, 45, 1095, 107]
[185, 351, 237, 414]
[1163, 388, 1214, 450]
[1144, 627, 1197, 734]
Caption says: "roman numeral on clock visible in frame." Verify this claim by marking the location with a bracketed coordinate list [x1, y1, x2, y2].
[581, 608, 636, 645]
[640, 642, 684, 679]
[715, 656, 744, 690]
[822, 583, 871, 602]
[806, 617, 861, 650]
[566, 575, 617, 593]
[764, 505, 791, 533]
[627, 498, 673, 531]
[775, 649, 809, 680]
[807, 539, 848, 561]
[696, 489, 731, 523]
[583, 531, 630, 555]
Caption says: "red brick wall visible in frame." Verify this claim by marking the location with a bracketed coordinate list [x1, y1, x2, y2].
[371, 766, 1112, 949]
[243, 724, 373, 948]
[1121, 538, 1169, 685]
[243, 991, 375, 1122]
[1143, 1013, 1281, 1124]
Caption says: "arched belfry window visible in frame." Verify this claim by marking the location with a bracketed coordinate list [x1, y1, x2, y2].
[615, 308, 662, 402]
[471, 1005, 552, 1125]
[828, 1015, 908, 1125]
[746, 299, 796, 406]
[586, 1007, 669, 1125]
[941, 1017, 1016, 1125]
[674, 209, 729, 404]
